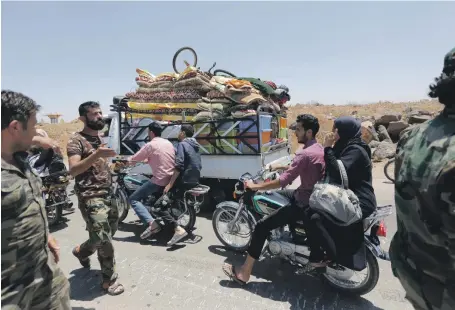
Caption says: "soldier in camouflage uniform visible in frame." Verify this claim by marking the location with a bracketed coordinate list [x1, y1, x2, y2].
[389, 47, 455, 310]
[67, 101, 125, 295]
[1, 90, 71, 309]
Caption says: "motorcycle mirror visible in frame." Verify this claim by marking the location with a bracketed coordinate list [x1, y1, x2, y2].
[240, 172, 252, 180]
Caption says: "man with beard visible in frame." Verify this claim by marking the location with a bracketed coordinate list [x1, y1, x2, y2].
[2, 90, 71, 309]
[222, 114, 325, 284]
[67, 101, 124, 295]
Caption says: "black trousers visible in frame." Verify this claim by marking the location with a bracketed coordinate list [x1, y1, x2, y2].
[247, 189, 339, 263]
[247, 190, 306, 259]
[302, 209, 337, 262]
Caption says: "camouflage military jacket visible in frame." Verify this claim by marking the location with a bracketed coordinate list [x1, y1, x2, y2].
[1, 152, 50, 296]
[390, 109, 455, 309]
[67, 132, 112, 199]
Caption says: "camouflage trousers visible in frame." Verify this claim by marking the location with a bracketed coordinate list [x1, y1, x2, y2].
[390, 238, 455, 310]
[77, 196, 119, 281]
[1, 256, 71, 310]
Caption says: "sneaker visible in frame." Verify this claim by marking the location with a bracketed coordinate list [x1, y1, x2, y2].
[167, 230, 188, 246]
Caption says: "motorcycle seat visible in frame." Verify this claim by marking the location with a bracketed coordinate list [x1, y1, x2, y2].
[186, 184, 210, 196]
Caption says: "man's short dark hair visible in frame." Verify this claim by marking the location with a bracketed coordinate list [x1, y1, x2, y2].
[1, 90, 41, 130]
[181, 124, 194, 137]
[148, 122, 163, 137]
[428, 47, 455, 107]
[79, 101, 100, 116]
[296, 114, 320, 137]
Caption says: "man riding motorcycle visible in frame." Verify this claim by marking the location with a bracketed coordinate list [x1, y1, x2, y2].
[164, 124, 202, 246]
[222, 114, 325, 284]
[126, 121, 177, 240]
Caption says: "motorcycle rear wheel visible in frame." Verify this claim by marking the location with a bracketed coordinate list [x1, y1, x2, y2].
[212, 206, 253, 252]
[321, 250, 380, 296]
[170, 200, 196, 232]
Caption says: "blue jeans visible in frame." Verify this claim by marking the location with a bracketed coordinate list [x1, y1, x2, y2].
[129, 180, 163, 226]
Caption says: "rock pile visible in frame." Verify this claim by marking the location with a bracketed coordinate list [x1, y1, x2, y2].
[360, 108, 437, 162]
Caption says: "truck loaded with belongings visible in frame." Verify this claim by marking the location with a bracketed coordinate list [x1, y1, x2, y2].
[107, 47, 292, 198]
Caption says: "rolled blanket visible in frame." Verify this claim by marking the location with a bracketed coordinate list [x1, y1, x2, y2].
[147, 80, 174, 89]
[225, 79, 253, 91]
[226, 104, 251, 114]
[135, 79, 153, 88]
[201, 97, 233, 104]
[196, 102, 227, 114]
[174, 76, 212, 91]
[135, 68, 156, 87]
[210, 76, 233, 85]
[193, 111, 223, 121]
[136, 87, 174, 94]
[155, 72, 179, 81]
[127, 102, 199, 119]
[238, 77, 276, 97]
[231, 109, 257, 118]
[172, 89, 202, 101]
[225, 89, 266, 105]
[206, 90, 226, 99]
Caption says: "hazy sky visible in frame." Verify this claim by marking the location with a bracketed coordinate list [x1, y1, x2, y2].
[2, 1, 455, 121]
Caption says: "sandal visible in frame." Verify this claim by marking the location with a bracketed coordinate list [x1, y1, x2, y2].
[140, 225, 161, 239]
[72, 246, 90, 269]
[222, 263, 246, 286]
[103, 273, 125, 296]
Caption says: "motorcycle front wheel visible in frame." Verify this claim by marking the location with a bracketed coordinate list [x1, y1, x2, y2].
[384, 158, 395, 183]
[115, 188, 130, 223]
[212, 206, 253, 252]
[321, 249, 380, 296]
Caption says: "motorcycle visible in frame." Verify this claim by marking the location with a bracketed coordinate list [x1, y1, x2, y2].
[212, 169, 393, 295]
[111, 159, 210, 232]
[28, 153, 72, 226]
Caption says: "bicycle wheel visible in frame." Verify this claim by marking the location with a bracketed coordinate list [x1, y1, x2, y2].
[173, 47, 198, 74]
[384, 158, 395, 183]
[213, 69, 237, 78]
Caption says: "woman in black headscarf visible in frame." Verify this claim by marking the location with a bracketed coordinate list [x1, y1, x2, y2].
[304, 116, 377, 270]
[324, 116, 376, 218]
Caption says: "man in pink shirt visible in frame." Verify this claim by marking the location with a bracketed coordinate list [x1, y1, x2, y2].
[222, 114, 325, 285]
[127, 122, 184, 240]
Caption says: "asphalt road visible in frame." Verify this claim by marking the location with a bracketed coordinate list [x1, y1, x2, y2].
[53, 177, 413, 310]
